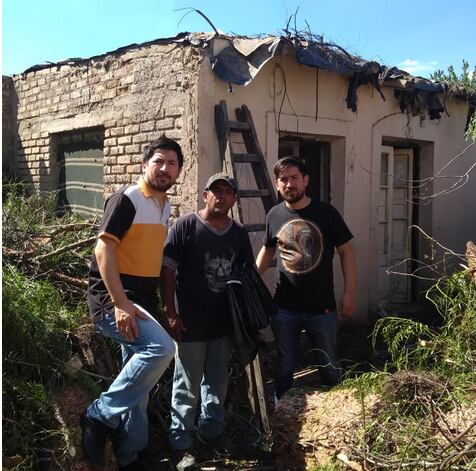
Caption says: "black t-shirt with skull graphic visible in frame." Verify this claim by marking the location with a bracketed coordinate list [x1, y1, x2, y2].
[264, 200, 353, 313]
[162, 212, 254, 341]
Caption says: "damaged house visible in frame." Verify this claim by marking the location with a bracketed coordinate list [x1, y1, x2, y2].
[3, 32, 475, 321]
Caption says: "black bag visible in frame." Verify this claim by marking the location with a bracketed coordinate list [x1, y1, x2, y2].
[226, 263, 277, 366]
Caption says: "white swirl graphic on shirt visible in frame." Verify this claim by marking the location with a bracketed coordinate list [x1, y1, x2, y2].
[276, 219, 323, 274]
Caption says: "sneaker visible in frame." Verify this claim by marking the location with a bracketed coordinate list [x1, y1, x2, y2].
[80, 413, 114, 466]
[197, 433, 233, 457]
[171, 448, 196, 471]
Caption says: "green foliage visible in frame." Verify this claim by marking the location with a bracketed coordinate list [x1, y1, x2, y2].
[347, 269, 476, 468]
[431, 60, 476, 140]
[2, 264, 84, 464]
[431, 60, 476, 92]
[2, 184, 94, 468]
[2, 180, 98, 309]
[2, 263, 80, 378]
[310, 463, 341, 471]
[371, 270, 475, 389]
[341, 370, 388, 397]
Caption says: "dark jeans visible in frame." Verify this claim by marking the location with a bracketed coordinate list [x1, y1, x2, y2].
[271, 307, 341, 399]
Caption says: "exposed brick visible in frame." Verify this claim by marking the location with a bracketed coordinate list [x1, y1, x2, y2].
[127, 164, 141, 174]
[125, 144, 140, 154]
[110, 127, 124, 137]
[124, 124, 139, 134]
[111, 165, 126, 174]
[106, 79, 118, 89]
[104, 175, 116, 183]
[117, 155, 132, 164]
[103, 89, 117, 99]
[139, 121, 155, 132]
[117, 135, 132, 145]
[121, 75, 134, 85]
[133, 134, 148, 144]
[156, 118, 174, 129]
[104, 137, 117, 146]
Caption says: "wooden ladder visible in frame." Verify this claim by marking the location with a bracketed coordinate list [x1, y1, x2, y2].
[215, 100, 277, 434]
[215, 100, 277, 231]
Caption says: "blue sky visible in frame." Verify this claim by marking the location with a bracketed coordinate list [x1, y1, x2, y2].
[3, 0, 476, 78]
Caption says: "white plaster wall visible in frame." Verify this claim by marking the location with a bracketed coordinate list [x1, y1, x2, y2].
[197, 50, 476, 321]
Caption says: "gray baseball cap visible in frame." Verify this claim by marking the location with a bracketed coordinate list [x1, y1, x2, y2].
[205, 173, 239, 193]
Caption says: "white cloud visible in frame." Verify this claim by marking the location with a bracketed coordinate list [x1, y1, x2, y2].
[398, 59, 439, 76]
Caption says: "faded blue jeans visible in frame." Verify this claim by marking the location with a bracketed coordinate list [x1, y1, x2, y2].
[168, 335, 234, 450]
[86, 304, 175, 466]
[271, 307, 341, 399]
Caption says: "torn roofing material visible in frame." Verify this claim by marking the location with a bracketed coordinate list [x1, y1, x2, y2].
[14, 31, 472, 121]
[210, 34, 450, 119]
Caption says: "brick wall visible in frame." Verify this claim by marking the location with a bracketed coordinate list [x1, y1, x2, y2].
[2, 76, 17, 176]
[10, 41, 203, 215]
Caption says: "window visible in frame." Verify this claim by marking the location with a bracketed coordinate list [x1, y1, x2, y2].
[56, 127, 104, 217]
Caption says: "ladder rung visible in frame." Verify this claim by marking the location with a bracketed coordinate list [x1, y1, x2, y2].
[238, 189, 270, 198]
[245, 223, 266, 232]
[228, 120, 250, 131]
[233, 153, 260, 163]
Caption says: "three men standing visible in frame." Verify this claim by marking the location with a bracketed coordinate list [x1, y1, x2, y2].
[160, 174, 254, 469]
[82, 140, 355, 468]
[82, 136, 183, 470]
[256, 157, 356, 399]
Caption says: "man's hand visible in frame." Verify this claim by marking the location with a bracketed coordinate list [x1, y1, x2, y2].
[338, 291, 356, 318]
[163, 307, 185, 341]
[114, 301, 148, 341]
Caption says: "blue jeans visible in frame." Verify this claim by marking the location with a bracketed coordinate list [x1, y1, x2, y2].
[86, 304, 175, 466]
[271, 308, 340, 399]
[168, 335, 234, 450]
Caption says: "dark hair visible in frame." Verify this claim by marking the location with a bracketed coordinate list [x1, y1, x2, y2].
[273, 157, 308, 178]
[143, 134, 184, 168]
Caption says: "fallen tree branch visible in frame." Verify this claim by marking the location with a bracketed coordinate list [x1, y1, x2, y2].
[46, 271, 88, 288]
[45, 222, 99, 238]
[33, 236, 96, 262]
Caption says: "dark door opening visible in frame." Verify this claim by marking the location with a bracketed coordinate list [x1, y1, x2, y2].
[278, 136, 331, 202]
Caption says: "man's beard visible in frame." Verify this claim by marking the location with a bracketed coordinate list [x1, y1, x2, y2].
[146, 174, 174, 192]
[281, 188, 305, 204]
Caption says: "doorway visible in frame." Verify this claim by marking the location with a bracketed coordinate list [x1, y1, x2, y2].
[278, 136, 331, 202]
[378, 146, 415, 305]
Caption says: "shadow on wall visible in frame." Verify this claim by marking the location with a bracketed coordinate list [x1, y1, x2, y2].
[2, 76, 32, 185]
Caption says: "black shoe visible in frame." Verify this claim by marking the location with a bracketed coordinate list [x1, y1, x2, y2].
[171, 448, 196, 471]
[119, 458, 147, 471]
[80, 413, 114, 466]
[197, 433, 233, 457]
[119, 455, 173, 471]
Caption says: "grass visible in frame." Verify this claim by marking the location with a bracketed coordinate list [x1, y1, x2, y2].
[2, 183, 98, 469]
[342, 267, 476, 469]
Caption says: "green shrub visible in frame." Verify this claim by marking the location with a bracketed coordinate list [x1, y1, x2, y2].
[2, 264, 84, 466]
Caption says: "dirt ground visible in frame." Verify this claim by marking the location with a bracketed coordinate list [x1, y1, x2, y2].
[46, 323, 378, 470]
[19, 322, 475, 471]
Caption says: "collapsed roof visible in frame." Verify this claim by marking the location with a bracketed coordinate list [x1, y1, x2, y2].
[18, 32, 475, 121]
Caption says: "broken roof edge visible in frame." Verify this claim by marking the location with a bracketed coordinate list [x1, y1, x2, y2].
[10, 31, 474, 105]
[15, 32, 212, 76]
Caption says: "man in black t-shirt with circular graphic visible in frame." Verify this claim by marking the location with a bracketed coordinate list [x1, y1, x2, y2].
[256, 157, 356, 401]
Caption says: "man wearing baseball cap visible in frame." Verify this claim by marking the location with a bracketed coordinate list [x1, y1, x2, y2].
[160, 173, 253, 469]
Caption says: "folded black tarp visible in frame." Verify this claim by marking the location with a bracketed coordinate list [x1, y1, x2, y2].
[227, 263, 277, 366]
